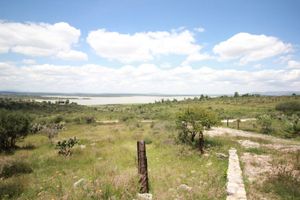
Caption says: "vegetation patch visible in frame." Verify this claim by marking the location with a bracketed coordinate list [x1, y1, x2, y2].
[0, 160, 33, 178]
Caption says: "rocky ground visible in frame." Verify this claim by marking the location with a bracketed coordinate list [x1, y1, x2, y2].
[205, 127, 300, 200]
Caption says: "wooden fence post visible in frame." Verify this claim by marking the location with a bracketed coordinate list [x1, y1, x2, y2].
[237, 119, 240, 130]
[137, 141, 149, 193]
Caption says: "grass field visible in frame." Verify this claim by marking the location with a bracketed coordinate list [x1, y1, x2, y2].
[0, 95, 299, 199]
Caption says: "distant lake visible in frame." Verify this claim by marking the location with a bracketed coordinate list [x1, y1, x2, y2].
[34, 95, 203, 105]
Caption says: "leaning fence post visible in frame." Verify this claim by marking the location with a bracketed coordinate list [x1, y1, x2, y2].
[137, 141, 149, 193]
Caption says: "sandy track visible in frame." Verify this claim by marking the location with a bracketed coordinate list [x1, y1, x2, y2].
[205, 127, 300, 146]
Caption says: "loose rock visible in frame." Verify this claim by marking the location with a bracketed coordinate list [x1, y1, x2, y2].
[137, 193, 152, 200]
[178, 184, 192, 192]
[73, 178, 85, 187]
[238, 140, 260, 149]
[216, 152, 228, 159]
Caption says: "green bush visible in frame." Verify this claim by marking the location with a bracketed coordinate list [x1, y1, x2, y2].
[0, 160, 33, 178]
[257, 114, 273, 134]
[85, 116, 95, 124]
[0, 180, 24, 199]
[52, 115, 64, 123]
[143, 137, 153, 144]
[56, 137, 79, 156]
[275, 101, 300, 114]
[0, 110, 31, 151]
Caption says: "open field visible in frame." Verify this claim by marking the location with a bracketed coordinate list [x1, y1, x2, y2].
[0, 95, 299, 199]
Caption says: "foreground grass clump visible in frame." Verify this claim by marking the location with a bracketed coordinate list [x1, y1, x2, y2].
[263, 151, 300, 200]
[0, 160, 33, 178]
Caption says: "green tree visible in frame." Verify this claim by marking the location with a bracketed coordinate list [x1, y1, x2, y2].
[176, 107, 219, 153]
[0, 110, 31, 151]
[234, 91, 239, 97]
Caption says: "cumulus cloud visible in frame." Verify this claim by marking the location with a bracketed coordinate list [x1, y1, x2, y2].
[86, 29, 201, 63]
[288, 60, 300, 68]
[182, 53, 213, 65]
[22, 59, 36, 65]
[0, 62, 299, 94]
[0, 21, 87, 60]
[213, 32, 292, 65]
[56, 50, 88, 61]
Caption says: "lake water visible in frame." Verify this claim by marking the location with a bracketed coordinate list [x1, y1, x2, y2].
[35, 95, 202, 105]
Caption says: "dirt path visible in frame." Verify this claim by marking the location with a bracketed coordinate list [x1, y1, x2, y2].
[206, 127, 300, 200]
[221, 118, 256, 123]
[205, 127, 300, 146]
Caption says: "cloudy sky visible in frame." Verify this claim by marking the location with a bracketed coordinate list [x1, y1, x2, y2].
[0, 0, 299, 94]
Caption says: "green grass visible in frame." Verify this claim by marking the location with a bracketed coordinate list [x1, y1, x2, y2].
[1, 95, 300, 199]
[0, 122, 232, 199]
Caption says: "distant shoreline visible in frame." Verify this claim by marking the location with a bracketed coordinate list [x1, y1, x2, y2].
[0, 90, 299, 97]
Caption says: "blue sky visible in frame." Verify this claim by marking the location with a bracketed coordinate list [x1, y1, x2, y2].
[0, 0, 299, 94]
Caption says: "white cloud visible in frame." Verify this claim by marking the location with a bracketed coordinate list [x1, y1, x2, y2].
[56, 50, 88, 61]
[194, 27, 205, 33]
[0, 21, 87, 60]
[288, 60, 300, 68]
[22, 59, 36, 65]
[213, 32, 292, 65]
[0, 62, 299, 94]
[253, 64, 263, 69]
[182, 52, 213, 65]
[87, 29, 201, 63]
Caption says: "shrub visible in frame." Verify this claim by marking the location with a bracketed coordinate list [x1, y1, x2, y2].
[284, 114, 300, 136]
[85, 116, 95, 124]
[275, 101, 300, 114]
[143, 137, 152, 144]
[0, 160, 33, 178]
[52, 115, 64, 123]
[56, 137, 78, 156]
[265, 164, 300, 199]
[0, 110, 31, 151]
[257, 114, 273, 134]
[41, 122, 64, 143]
[0, 179, 24, 199]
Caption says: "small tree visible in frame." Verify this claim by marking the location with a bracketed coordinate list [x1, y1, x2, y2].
[0, 110, 31, 151]
[234, 92, 239, 98]
[42, 122, 65, 143]
[176, 107, 219, 153]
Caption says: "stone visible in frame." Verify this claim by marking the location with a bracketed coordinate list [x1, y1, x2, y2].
[238, 140, 260, 149]
[216, 152, 228, 159]
[73, 178, 85, 187]
[178, 184, 192, 192]
[137, 193, 152, 200]
[226, 148, 247, 200]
